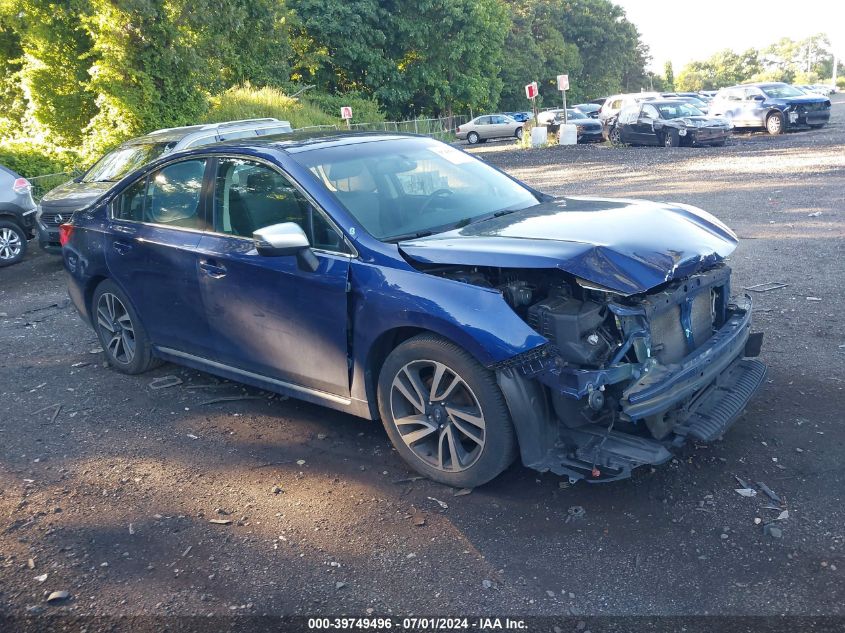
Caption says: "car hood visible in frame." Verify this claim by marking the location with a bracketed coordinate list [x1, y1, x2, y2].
[769, 95, 829, 106]
[398, 197, 738, 295]
[40, 180, 114, 211]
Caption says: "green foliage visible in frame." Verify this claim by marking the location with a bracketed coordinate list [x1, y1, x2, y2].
[0, 9, 25, 139]
[206, 86, 337, 128]
[303, 92, 385, 123]
[663, 61, 674, 92]
[0, 138, 80, 177]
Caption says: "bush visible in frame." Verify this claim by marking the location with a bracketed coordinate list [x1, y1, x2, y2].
[303, 92, 385, 124]
[0, 138, 80, 178]
[205, 85, 338, 129]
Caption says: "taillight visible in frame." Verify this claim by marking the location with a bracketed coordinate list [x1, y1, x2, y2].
[59, 223, 74, 247]
[456, 126, 461, 133]
[12, 178, 31, 194]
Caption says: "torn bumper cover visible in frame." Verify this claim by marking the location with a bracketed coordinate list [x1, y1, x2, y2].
[497, 294, 766, 484]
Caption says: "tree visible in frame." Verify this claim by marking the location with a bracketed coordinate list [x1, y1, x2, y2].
[0, 7, 25, 138]
[663, 60, 674, 91]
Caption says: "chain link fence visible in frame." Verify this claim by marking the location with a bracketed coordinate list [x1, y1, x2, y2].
[28, 171, 82, 202]
[347, 116, 469, 142]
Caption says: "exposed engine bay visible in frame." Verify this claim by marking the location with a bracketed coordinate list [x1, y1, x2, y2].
[423, 262, 766, 483]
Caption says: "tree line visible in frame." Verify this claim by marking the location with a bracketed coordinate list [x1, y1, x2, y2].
[0, 0, 649, 160]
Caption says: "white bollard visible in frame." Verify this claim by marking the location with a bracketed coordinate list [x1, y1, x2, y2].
[530, 126, 548, 147]
[558, 124, 577, 145]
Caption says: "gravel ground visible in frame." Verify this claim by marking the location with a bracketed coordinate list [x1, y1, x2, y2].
[1, 97, 843, 626]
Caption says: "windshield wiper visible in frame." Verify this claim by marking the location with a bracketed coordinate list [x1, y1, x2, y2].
[385, 230, 433, 243]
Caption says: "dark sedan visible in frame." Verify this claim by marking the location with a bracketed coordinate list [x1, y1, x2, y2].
[62, 133, 764, 487]
[608, 100, 731, 147]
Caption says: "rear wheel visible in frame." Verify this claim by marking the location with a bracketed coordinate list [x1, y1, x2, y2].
[765, 111, 784, 135]
[92, 279, 159, 375]
[377, 334, 517, 488]
[515, 127, 524, 140]
[0, 221, 27, 267]
[467, 131, 480, 145]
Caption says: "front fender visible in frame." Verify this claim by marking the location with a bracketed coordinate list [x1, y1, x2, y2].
[348, 262, 547, 409]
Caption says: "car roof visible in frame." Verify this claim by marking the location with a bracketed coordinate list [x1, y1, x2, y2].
[208, 131, 429, 155]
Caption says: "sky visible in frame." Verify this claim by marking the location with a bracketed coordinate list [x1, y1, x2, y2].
[614, 0, 845, 74]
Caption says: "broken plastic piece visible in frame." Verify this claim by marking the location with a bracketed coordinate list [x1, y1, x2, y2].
[757, 481, 782, 504]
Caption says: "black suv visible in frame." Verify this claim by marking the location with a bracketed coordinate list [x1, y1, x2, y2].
[0, 164, 37, 267]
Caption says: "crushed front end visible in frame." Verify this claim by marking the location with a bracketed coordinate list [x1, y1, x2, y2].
[493, 263, 766, 483]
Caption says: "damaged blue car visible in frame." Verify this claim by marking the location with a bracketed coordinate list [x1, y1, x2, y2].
[61, 133, 766, 487]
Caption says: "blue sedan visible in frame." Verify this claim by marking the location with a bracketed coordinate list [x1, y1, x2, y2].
[709, 82, 831, 134]
[61, 133, 766, 487]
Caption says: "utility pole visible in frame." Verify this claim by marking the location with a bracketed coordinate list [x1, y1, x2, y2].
[833, 53, 838, 87]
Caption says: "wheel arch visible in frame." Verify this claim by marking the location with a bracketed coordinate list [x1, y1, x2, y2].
[0, 211, 25, 229]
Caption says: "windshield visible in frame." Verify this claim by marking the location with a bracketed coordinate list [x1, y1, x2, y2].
[680, 97, 707, 108]
[562, 110, 587, 120]
[292, 137, 540, 241]
[760, 84, 804, 99]
[656, 103, 704, 119]
[82, 143, 173, 182]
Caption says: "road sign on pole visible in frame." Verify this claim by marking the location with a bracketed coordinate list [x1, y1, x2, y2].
[557, 74, 569, 124]
[525, 82, 539, 124]
[341, 106, 353, 129]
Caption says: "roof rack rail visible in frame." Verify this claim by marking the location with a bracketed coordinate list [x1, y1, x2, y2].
[216, 118, 280, 128]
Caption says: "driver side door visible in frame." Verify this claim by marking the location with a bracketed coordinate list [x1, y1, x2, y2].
[631, 104, 660, 145]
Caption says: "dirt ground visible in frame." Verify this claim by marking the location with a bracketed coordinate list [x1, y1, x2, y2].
[1, 97, 843, 627]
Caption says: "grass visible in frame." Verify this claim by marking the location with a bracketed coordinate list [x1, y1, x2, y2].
[204, 86, 339, 129]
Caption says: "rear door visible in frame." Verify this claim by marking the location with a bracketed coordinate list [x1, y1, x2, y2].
[195, 156, 352, 397]
[105, 157, 216, 357]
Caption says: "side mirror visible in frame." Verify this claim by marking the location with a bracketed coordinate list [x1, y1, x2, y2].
[253, 222, 319, 272]
[752, 95, 765, 102]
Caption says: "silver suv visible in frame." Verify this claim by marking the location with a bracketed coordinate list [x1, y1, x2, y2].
[36, 118, 293, 253]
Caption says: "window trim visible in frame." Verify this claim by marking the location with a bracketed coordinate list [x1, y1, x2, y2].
[205, 154, 357, 258]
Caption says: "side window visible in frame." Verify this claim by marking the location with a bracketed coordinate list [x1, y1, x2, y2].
[476, 116, 491, 125]
[610, 99, 622, 110]
[641, 104, 659, 119]
[147, 159, 208, 229]
[724, 89, 743, 102]
[213, 158, 346, 252]
[743, 88, 762, 101]
[113, 177, 148, 222]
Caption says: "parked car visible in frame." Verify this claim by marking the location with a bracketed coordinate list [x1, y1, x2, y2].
[698, 90, 718, 98]
[0, 165, 37, 267]
[62, 132, 765, 487]
[36, 118, 293, 253]
[547, 109, 603, 142]
[536, 109, 565, 126]
[809, 84, 835, 95]
[598, 92, 660, 124]
[708, 83, 831, 135]
[607, 100, 731, 147]
[572, 103, 601, 118]
[670, 96, 710, 114]
[456, 114, 523, 144]
[503, 111, 531, 123]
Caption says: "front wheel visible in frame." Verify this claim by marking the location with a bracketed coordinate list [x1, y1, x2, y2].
[608, 126, 621, 143]
[766, 111, 784, 135]
[92, 279, 159, 375]
[0, 221, 28, 267]
[467, 131, 480, 145]
[663, 129, 679, 147]
[377, 334, 517, 488]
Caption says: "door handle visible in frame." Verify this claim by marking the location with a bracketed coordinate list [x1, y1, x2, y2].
[199, 260, 227, 278]
[112, 241, 132, 255]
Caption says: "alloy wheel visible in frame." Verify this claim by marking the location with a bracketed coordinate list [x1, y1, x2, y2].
[96, 292, 136, 364]
[0, 227, 22, 261]
[389, 360, 486, 473]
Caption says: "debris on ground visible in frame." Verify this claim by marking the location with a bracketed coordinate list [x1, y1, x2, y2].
[453, 488, 473, 497]
[806, 297, 822, 302]
[744, 282, 788, 293]
[209, 519, 232, 525]
[735, 475, 752, 488]
[763, 524, 783, 539]
[427, 497, 449, 509]
[34, 574, 48, 583]
[393, 476, 424, 484]
[482, 579, 493, 589]
[149, 375, 183, 390]
[757, 481, 782, 504]
[807, 211, 823, 217]
[565, 506, 586, 523]
[199, 395, 263, 406]
[335, 581, 346, 589]
[412, 514, 426, 527]
[46, 591, 70, 603]
[735, 488, 757, 497]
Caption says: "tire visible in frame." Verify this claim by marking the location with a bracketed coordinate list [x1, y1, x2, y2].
[467, 131, 480, 145]
[765, 111, 784, 135]
[91, 279, 159, 375]
[515, 127, 524, 140]
[377, 333, 517, 488]
[608, 126, 621, 143]
[663, 129, 679, 147]
[0, 221, 28, 267]
[711, 139, 727, 147]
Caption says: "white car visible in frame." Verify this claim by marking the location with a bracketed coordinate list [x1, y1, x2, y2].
[599, 92, 660, 124]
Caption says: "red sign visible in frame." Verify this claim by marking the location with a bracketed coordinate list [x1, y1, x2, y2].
[524, 82, 538, 100]
[340, 106, 353, 120]
[557, 74, 569, 91]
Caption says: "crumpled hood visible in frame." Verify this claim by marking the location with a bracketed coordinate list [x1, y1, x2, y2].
[399, 196, 738, 295]
[40, 179, 114, 211]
